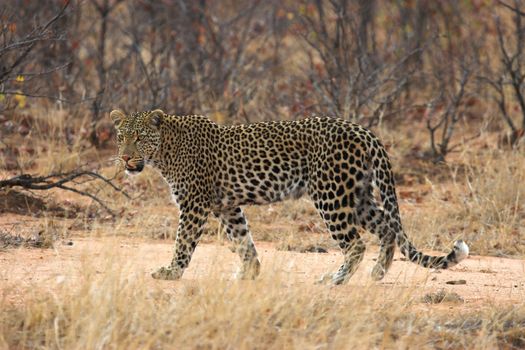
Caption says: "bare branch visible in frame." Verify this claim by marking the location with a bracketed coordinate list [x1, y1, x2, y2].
[499, 1, 525, 16]
[0, 2, 69, 83]
[0, 169, 129, 216]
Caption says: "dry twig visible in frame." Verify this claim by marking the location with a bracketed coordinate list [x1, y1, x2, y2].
[0, 169, 129, 215]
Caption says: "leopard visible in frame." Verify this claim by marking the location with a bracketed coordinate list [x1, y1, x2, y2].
[109, 109, 469, 285]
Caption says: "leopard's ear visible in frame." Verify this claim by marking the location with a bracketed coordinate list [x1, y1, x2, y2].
[149, 109, 165, 128]
[110, 109, 126, 125]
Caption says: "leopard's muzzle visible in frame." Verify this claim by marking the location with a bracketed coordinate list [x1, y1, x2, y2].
[124, 158, 145, 175]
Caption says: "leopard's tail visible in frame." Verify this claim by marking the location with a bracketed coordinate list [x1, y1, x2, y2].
[370, 138, 469, 269]
[396, 231, 469, 269]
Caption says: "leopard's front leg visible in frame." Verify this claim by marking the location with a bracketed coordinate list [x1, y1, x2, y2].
[152, 205, 209, 280]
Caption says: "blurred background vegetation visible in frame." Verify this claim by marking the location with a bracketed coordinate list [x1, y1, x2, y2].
[1, 0, 525, 159]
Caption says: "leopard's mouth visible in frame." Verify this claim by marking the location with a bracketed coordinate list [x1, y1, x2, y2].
[125, 161, 144, 174]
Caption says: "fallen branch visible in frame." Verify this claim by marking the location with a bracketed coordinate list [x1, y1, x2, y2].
[0, 169, 129, 216]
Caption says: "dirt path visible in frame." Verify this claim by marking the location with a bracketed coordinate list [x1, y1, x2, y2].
[1, 237, 524, 306]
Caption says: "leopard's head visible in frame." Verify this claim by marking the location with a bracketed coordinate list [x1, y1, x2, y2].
[109, 109, 165, 175]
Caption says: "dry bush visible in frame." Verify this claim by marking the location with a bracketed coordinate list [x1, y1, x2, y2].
[1, 244, 524, 349]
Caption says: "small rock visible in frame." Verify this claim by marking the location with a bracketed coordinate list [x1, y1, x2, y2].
[446, 279, 467, 285]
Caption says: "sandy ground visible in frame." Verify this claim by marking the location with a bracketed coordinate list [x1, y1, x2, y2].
[1, 237, 524, 307]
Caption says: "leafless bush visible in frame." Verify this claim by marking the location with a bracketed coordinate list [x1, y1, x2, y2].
[481, 0, 525, 146]
[0, 1, 70, 111]
[423, 3, 486, 162]
[425, 60, 475, 162]
[0, 0, 517, 153]
[74, 0, 285, 142]
[296, 0, 415, 126]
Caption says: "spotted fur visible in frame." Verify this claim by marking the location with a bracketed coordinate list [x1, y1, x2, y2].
[110, 109, 469, 284]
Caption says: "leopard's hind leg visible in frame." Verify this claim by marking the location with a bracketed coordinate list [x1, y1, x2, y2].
[215, 207, 260, 279]
[357, 197, 396, 280]
[311, 190, 365, 285]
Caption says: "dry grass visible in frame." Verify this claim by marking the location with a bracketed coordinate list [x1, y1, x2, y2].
[0, 245, 524, 349]
[398, 148, 525, 257]
[458, 151, 525, 256]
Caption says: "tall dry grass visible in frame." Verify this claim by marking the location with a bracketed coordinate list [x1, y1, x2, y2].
[458, 151, 525, 255]
[391, 140, 525, 258]
[1, 243, 524, 349]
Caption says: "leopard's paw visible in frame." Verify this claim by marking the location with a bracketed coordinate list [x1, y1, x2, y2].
[235, 260, 261, 280]
[371, 264, 386, 281]
[151, 266, 183, 281]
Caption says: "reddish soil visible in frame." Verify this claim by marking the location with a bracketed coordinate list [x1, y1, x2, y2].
[1, 237, 524, 306]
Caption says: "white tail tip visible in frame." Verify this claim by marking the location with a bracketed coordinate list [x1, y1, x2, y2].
[454, 240, 469, 262]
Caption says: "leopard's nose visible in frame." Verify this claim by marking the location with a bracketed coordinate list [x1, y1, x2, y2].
[122, 154, 130, 162]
